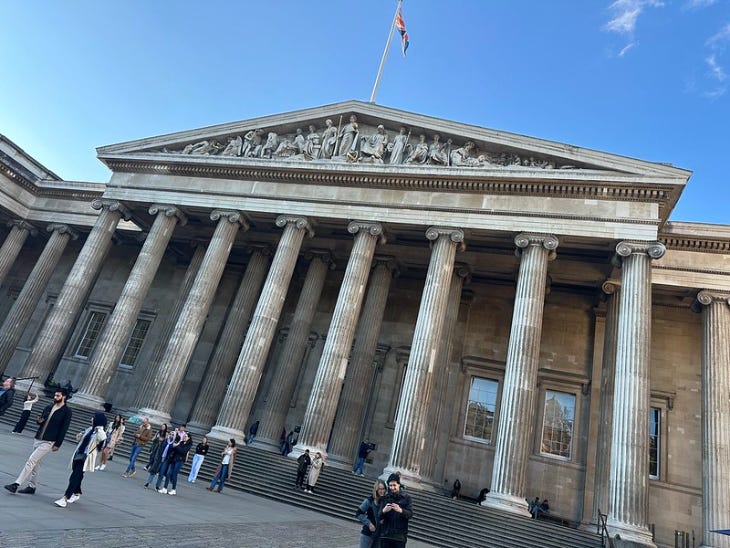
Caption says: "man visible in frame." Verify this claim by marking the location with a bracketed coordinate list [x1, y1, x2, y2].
[295, 449, 311, 490]
[5, 389, 72, 495]
[0, 377, 16, 417]
[378, 473, 413, 548]
[122, 417, 153, 477]
[352, 440, 373, 476]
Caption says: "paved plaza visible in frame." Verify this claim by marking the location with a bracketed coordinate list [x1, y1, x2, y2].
[0, 424, 432, 548]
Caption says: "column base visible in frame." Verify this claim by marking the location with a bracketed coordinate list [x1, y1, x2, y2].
[249, 436, 282, 454]
[207, 425, 245, 444]
[70, 392, 107, 411]
[137, 407, 171, 427]
[289, 443, 327, 461]
[482, 491, 531, 517]
[184, 421, 212, 436]
[606, 518, 656, 547]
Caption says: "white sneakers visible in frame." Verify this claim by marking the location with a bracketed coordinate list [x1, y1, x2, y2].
[54, 497, 67, 508]
[168, 489, 176, 496]
[99, 464, 106, 471]
[157, 487, 167, 494]
[68, 494, 80, 503]
[54, 494, 80, 507]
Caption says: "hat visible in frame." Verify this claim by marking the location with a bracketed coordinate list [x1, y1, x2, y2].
[387, 473, 401, 485]
[93, 412, 107, 428]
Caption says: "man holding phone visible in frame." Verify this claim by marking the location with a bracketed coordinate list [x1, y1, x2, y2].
[378, 473, 413, 547]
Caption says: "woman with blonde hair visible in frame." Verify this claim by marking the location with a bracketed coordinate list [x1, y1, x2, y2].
[97, 415, 124, 470]
[356, 478, 387, 547]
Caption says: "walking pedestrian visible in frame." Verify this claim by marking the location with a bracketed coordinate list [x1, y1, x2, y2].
[12, 391, 39, 434]
[0, 377, 16, 418]
[208, 439, 237, 493]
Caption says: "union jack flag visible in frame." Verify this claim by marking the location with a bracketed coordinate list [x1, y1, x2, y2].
[395, 5, 409, 56]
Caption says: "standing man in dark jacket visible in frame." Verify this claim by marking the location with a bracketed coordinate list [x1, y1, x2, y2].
[0, 377, 16, 417]
[295, 449, 311, 490]
[378, 473, 413, 547]
[5, 388, 72, 495]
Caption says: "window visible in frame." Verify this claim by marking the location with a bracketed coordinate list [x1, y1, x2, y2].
[120, 319, 151, 367]
[464, 377, 499, 443]
[74, 311, 107, 358]
[649, 407, 661, 479]
[540, 390, 576, 459]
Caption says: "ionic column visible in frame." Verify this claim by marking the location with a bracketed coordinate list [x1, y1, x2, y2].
[485, 233, 558, 515]
[73, 205, 186, 409]
[327, 255, 398, 466]
[0, 223, 78, 375]
[209, 215, 313, 441]
[0, 221, 37, 288]
[606, 241, 664, 546]
[138, 211, 247, 424]
[253, 249, 334, 452]
[696, 291, 730, 548]
[384, 227, 465, 485]
[292, 221, 385, 457]
[187, 244, 272, 430]
[22, 199, 130, 382]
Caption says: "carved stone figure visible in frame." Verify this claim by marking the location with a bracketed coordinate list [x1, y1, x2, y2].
[405, 134, 428, 164]
[337, 115, 359, 157]
[241, 129, 264, 157]
[427, 134, 450, 165]
[182, 141, 215, 155]
[260, 132, 278, 159]
[450, 141, 477, 166]
[359, 125, 389, 163]
[388, 127, 409, 164]
[304, 125, 321, 160]
[292, 128, 306, 155]
[320, 119, 338, 159]
[221, 135, 243, 157]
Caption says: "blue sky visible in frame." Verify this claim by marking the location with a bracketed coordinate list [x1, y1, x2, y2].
[1, 1, 728, 224]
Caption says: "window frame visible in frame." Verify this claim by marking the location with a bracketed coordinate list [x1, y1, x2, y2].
[118, 315, 154, 369]
[463, 375, 500, 445]
[539, 388, 577, 461]
[72, 309, 108, 359]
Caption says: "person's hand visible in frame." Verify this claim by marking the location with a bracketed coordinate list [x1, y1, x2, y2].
[390, 503, 402, 513]
[51, 445, 60, 452]
[383, 503, 392, 513]
[368, 523, 376, 532]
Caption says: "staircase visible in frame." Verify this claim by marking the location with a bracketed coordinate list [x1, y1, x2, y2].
[1, 399, 604, 548]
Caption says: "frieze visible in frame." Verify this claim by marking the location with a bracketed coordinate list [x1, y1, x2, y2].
[660, 236, 730, 254]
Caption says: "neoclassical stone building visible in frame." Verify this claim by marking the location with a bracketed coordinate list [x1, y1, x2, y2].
[1, 102, 728, 547]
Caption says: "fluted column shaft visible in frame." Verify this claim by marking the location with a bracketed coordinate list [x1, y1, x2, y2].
[23, 200, 129, 382]
[607, 241, 664, 546]
[385, 227, 465, 483]
[210, 216, 313, 441]
[139, 211, 246, 424]
[0, 221, 36, 288]
[136, 243, 206, 408]
[254, 250, 333, 451]
[0, 224, 77, 375]
[294, 221, 385, 456]
[74, 205, 185, 408]
[485, 232, 558, 515]
[328, 256, 397, 465]
[187, 245, 271, 429]
[698, 291, 730, 548]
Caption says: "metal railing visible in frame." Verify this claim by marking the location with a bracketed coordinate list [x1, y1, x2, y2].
[597, 510, 615, 548]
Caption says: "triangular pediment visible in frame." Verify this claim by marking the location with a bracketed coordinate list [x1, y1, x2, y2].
[97, 101, 690, 181]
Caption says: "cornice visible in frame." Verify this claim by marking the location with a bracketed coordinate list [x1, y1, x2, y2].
[659, 234, 730, 254]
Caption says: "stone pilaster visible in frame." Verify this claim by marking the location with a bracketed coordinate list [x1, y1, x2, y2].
[208, 215, 313, 442]
[0, 223, 78, 375]
[384, 227, 465, 485]
[606, 241, 664, 547]
[484, 232, 558, 515]
[0, 221, 37, 289]
[292, 221, 385, 457]
[253, 249, 334, 452]
[22, 200, 129, 382]
[73, 205, 186, 409]
[139, 210, 246, 424]
[187, 244, 271, 430]
[697, 291, 730, 548]
[327, 255, 398, 466]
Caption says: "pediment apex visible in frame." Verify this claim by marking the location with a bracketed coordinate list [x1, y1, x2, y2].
[97, 100, 691, 181]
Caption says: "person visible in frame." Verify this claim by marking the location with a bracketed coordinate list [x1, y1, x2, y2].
[337, 115, 359, 157]
[295, 449, 311, 490]
[281, 430, 295, 456]
[187, 435, 209, 482]
[353, 440, 374, 476]
[377, 473, 413, 548]
[159, 432, 192, 495]
[450, 478, 462, 500]
[5, 389, 72, 495]
[0, 377, 16, 417]
[97, 414, 124, 470]
[54, 412, 107, 507]
[477, 487, 490, 505]
[319, 119, 338, 159]
[122, 416, 153, 477]
[356, 479, 387, 548]
[144, 430, 173, 489]
[531, 498, 550, 519]
[528, 496, 540, 517]
[388, 128, 409, 164]
[305, 451, 325, 494]
[154, 430, 180, 493]
[208, 438, 237, 493]
[359, 125, 388, 162]
[246, 420, 259, 445]
[12, 391, 39, 433]
[144, 423, 167, 471]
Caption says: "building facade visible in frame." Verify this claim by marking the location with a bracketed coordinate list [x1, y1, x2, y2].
[1, 102, 728, 547]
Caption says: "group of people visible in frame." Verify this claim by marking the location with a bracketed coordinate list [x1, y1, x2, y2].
[295, 448, 325, 493]
[529, 496, 550, 519]
[356, 473, 413, 548]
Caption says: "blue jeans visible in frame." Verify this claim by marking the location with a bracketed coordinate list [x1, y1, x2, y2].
[125, 444, 144, 473]
[155, 460, 170, 490]
[209, 464, 229, 492]
[164, 459, 184, 489]
[353, 457, 365, 475]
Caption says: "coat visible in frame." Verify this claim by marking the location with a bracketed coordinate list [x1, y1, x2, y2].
[0, 387, 15, 416]
[69, 426, 107, 472]
[378, 490, 413, 543]
[307, 455, 325, 486]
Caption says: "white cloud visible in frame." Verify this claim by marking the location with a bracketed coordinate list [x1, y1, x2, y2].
[707, 23, 730, 49]
[702, 86, 727, 99]
[605, 0, 664, 35]
[706, 54, 727, 81]
[618, 42, 636, 56]
[685, 0, 718, 9]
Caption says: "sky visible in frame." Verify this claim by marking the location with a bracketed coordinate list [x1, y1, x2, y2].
[1, 1, 728, 225]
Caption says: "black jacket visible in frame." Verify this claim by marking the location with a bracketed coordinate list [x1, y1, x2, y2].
[378, 490, 413, 542]
[35, 403, 72, 447]
[0, 387, 15, 416]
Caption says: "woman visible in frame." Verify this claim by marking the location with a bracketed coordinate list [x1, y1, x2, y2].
[208, 438, 237, 493]
[145, 423, 167, 471]
[12, 391, 39, 433]
[54, 412, 107, 507]
[160, 432, 192, 496]
[144, 431, 173, 489]
[305, 451, 325, 494]
[97, 415, 124, 470]
[187, 435, 209, 483]
[356, 479, 386, 548]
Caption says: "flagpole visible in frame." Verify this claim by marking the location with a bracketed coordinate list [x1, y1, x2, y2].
[369, 0, 402, 104]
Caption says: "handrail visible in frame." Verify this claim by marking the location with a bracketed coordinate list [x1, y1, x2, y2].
[597, 510, 615, 548]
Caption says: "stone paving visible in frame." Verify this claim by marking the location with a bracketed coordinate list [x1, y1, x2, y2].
[0, 424, 433, 548]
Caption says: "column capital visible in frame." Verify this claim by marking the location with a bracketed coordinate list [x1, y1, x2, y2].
[426, 226, 465, 251]
[372, 255, 400, 277]
[454, 262, 472, 283]
[210, 209, 249, 231]
[514, 233, 558, 258]
[347, 221, 385, 244]
[91, 198, 131, 220]
[615, 240, 665, 260]
[46, 223, 79, 240]
[696, 290, 730, 308]
[7, 220, 38, 237]
[602, 280, 621, 295]
[304, 248, 336, 269]
[275, 215, 314, 237]
[149, 204, 188, 226]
